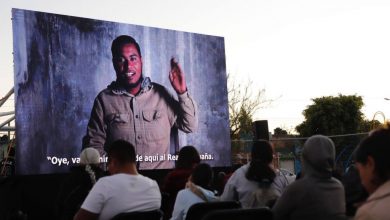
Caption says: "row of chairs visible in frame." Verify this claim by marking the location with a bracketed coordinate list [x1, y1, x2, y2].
[111, 201, 273, 220]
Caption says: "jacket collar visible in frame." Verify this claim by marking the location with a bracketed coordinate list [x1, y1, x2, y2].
[366, 180, 390, 204]
[108, 77, 153, 97]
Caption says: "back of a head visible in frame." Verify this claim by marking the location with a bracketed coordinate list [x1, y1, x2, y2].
[80, 148, 101, 165]
[108, 140, 136, 165]
[111, 35, 141, 57]
[0, 135, 8, 143]
[354, 123, 390, 183]
[246, 140, 276, 186]
[191, 163, 213, 189]
[302, 135, 335, 178]
[176, 145, 200, 169]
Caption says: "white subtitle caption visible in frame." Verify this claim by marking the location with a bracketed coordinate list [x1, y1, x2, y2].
[47, 153, 213, 166]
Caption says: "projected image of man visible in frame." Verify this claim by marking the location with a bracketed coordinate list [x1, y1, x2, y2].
[83, 35, 198, 169]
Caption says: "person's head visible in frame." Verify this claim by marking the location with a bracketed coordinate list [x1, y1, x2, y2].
[191, 163, 213, 189]
[0, 135, 8, 144]
[251, 140, 274, 164]
[246, 140, 276, 186]
[354, 123, 390, 194]
[107, 140, 136, 174]
[80, 148, 101, 165]
[302, 135, 335, 178]
[111, 35, 143, 89]
[176, 145, 201, 169]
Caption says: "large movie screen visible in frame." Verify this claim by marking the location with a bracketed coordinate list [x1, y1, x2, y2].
[12, 9, 230, 175]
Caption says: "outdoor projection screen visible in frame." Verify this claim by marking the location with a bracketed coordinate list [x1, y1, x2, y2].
[12, 9, 231, 175]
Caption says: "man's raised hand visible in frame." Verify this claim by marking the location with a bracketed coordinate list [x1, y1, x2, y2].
[169, 57, 187, 94]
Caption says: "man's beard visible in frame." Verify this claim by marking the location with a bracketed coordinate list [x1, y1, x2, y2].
[117, 73, 143, 89]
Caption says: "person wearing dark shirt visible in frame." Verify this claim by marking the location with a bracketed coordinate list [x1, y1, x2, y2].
[162, 146, 200, 219]
[56, 148, 104, 220]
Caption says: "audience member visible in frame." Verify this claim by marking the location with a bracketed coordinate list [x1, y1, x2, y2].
[220, 140, 289, 208]
[272, 135, 346, 220]
[74, 140, 161, 220]
[162, 146, 200, 218]
[170, 163, 218, 220]
[341, 163, 368, 217]
[56, 148, 104, 220]
[0, 135, 9, 162]
[215, 163, 244, 195]
[354, 123, 390, 220]
[222, 163, 244, 186]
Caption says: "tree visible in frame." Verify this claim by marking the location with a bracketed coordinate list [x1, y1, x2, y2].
[296, 94, 365, 137]
[274, 127, 288, 136]
[359, 119, 383, 132]
[295, 94, 385, 172]
[235, 107, 254, 139]
[228, 74, 272, 139]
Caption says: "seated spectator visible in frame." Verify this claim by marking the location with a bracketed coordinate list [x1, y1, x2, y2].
[354, 123, 390, 220]
[341, 163, 368, 217]
[220, 140, 289, 208]
[56, 148, 105, 220]
[162, 146, 200, 218]
[215, 164, 244, 196]
[74, 140, 161, 220]
[171, 163, 218, 220]
[0, 135, 9, 162]
[272, 135, 346, 220]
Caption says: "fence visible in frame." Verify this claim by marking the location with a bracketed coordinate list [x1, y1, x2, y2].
[231, 132, 369, 175]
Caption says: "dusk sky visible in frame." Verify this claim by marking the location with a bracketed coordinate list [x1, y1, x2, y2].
[1, 0, 390, 133]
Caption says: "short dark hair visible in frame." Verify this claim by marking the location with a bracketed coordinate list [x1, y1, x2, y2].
[111, 35, 141, 57]
[0, 135, 8, 143]
[192, 163, 213, 189]
[354, 123, 390, 183]
[107, 140, 136, 165]
[176, 145, 200, 169]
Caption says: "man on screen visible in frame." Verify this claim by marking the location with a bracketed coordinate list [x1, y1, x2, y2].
[83, 35, 198, 169]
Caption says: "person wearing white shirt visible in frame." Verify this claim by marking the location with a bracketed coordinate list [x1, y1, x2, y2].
[221, 140, 289, 208]
[74, 140, 161, 220]
[170, 163, 218, 220]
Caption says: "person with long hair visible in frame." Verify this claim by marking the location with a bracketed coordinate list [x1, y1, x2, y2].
[56, 148, 105, 220]
[220, 140, 289, 208]
[354, 123, 390, 220]
[170, 163, 217, 220]
[162, 146, 201, 219]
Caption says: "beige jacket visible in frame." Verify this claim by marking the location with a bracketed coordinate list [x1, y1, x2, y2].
[84, 79, 198, 169]
[355, 180, 390, 220]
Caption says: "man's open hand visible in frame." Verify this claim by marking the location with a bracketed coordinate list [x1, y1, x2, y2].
[169, 58, 187, 94]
